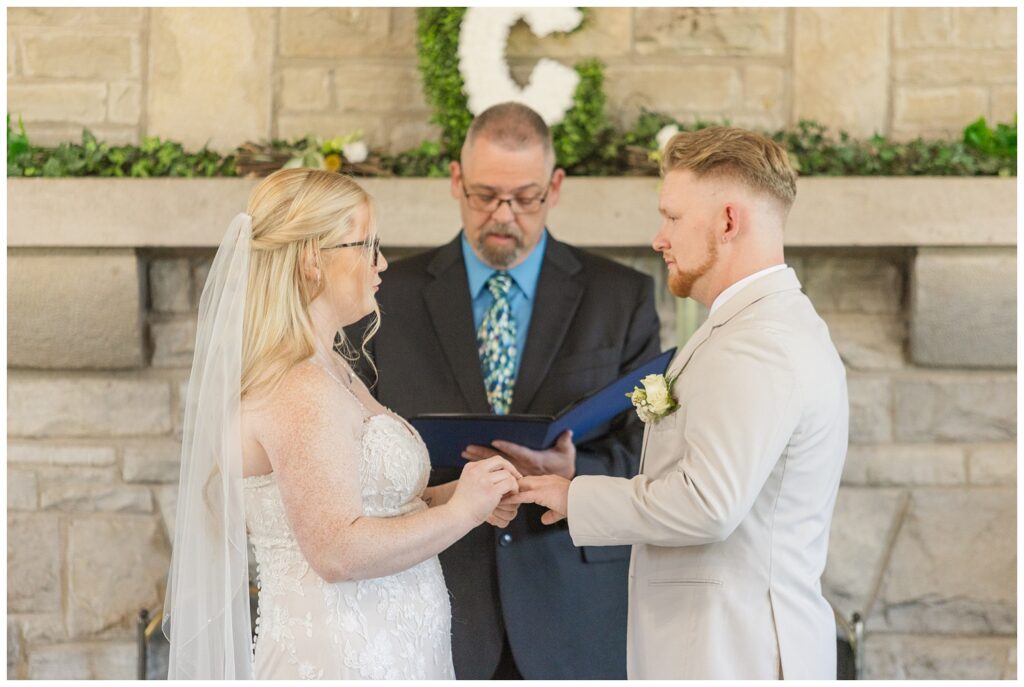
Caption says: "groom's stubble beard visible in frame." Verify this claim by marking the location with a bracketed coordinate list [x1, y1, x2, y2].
[476, 222, 525, 268]
[668, 230, 719, 299]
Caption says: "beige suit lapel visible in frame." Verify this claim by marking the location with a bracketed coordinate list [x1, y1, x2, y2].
[639, 268, 803, 473]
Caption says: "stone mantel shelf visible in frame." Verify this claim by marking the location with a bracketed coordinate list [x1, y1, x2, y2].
[7, 177, 1016, 249]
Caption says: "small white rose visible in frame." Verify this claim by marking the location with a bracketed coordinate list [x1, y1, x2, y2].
[641, 374, 671, 412]
[342, 140, 368, 164]
[656, 124, 680, 153]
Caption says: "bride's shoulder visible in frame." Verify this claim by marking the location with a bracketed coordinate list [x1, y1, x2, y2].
[244, 360, 362, 433]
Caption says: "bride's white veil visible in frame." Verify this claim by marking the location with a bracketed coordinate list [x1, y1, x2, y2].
[163, 212, 254, 679]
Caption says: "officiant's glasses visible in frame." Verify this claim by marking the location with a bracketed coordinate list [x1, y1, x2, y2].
[323, 236, 381, 267]
[461, 174, 553, 215]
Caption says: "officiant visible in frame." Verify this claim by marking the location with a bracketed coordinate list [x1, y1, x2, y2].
[346, 102, 661, 679]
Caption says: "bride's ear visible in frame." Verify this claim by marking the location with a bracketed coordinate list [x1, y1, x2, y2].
[299, 244, 322, 288]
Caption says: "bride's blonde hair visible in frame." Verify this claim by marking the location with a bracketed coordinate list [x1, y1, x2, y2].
[241, 168, 378, 400]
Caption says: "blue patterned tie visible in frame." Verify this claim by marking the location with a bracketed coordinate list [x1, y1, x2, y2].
[478, 272, 518, 415]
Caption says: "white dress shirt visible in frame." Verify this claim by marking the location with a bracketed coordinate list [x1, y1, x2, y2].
[709, 264, 788, 316]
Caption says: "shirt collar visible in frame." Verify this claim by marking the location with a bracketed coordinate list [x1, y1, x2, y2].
[709, 263, 788, 315]
[461, 229, 548, 300]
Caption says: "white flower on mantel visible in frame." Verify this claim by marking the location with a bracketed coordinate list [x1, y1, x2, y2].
[458, 8, 583, 126]
[656, 124, 680, 153]
[342, 140, 368, 164]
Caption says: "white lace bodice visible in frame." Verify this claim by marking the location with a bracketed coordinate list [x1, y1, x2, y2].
[244, 412, 454, 680]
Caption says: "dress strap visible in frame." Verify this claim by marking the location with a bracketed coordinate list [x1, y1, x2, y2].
[308, 358, 372, 421]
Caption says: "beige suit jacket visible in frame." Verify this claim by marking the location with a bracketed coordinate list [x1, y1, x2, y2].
[567, 268, 848, 679]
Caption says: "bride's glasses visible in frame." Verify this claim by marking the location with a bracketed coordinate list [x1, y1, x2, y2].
[324, 236, 381, 266]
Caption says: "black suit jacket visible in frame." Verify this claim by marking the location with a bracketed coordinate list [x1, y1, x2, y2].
[348, 233, 662, 679]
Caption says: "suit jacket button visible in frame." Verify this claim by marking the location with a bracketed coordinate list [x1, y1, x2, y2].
[499, 533, 513, 547]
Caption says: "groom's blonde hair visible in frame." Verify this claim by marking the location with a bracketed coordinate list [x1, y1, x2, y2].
[240, 168, 378, 400]
[661, 127, 798, 211]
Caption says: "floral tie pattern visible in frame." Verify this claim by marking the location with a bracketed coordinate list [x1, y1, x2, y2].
[477, 272, 517, 415]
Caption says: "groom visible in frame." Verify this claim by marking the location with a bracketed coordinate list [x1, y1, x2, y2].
[511, 127, 849, 679]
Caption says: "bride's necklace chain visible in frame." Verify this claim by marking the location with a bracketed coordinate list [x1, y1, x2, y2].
[312, 348, 356, 389]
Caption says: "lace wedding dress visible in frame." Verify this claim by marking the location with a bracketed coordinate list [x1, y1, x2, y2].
[243, 409, 456, 679]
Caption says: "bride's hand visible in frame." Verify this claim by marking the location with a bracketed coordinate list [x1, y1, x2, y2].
[486, 498, 520, 529]
[448, 456, 522, 526]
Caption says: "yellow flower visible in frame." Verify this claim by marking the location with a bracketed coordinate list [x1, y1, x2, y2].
[324, 153, 342, 173]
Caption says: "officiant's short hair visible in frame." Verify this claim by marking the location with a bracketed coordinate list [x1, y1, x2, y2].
[463, 102, 554, 166]
[662, 127, 797, 210]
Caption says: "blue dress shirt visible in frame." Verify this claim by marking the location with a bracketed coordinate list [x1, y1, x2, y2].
[461, 229, 548, 384]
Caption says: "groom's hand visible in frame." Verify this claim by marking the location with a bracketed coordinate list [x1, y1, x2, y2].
[504, 475, 571, 525]
[462, 430, 576, 479]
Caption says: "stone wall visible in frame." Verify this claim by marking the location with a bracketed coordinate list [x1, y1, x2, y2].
[7, 7, 1017, 150]
[7, 235, 1016, 678]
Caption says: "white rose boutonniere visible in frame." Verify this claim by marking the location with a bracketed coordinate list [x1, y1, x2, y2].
[625, 372, 681, 424]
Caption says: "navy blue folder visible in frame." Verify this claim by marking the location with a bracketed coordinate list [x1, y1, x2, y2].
[411, 348, 677, 467]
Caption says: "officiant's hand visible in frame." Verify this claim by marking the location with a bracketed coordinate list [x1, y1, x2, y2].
[462, 430, 576, 479]
[505, 475, 571, 525]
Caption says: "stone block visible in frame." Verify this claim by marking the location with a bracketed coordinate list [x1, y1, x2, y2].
[279, 8, 413, 58]
[893, 8, 954, 49]
[279, 67, 331, 112]
[871, 488, 1016, 634]
[910, 249, 1016, 368]
[19, 30, 140, 79]
[8, 8, 145, 25]
[893, 86, 990, 133]
[107, 81, 141, 125]
[793, 9, 889, 137]
[967, 444, 1016, 486]
[147, 8, 273, 151]
[893, 50, 1016, 86]
[123, 441, 182, 483]
[865, 634, 1016, 680]
[8, 31, 18, 78]
[67, 517, 171, 638]
[8, 251, 144, 369]
[633, 8, 786, 56]
[801, 255, 903, 314]
[953, 7, 1017, 49]
[333, 63, 429, 113]
[11, 613, 67, 643]
[507, 8, 632, 58]
[846, 376, 892, 444]
[741, 65, 786, 118]
[992, 86, 1017, 124]
[7, 444, 117, 467]
[39, 483, 153, 513]
[34, 466, 119, 485]
[8, 616, 22, 678]
[8, 514, 61, 613]
[842, 444, 965, 486]
[894, 374, 1016, 442]
[820, 312, 906, 370]
[27, 642, 136, 680]
[156, 485, 178, 542]
[8, 376, 172, 438]
[822, 487, 905, 620]
[151, 319, 197, 369]
[8, 470, 38, 510]
[149, 258, 193, 313]
[605, 64, 742, 123]
[8, 82, 107, 125]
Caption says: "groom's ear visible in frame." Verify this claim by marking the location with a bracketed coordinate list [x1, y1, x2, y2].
[449, 161, 462, 200]
[545, 168, 567, 208]
[720, 203, 742, 244]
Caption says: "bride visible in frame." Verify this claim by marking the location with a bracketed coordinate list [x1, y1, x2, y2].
[163, 168, 521, 679]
